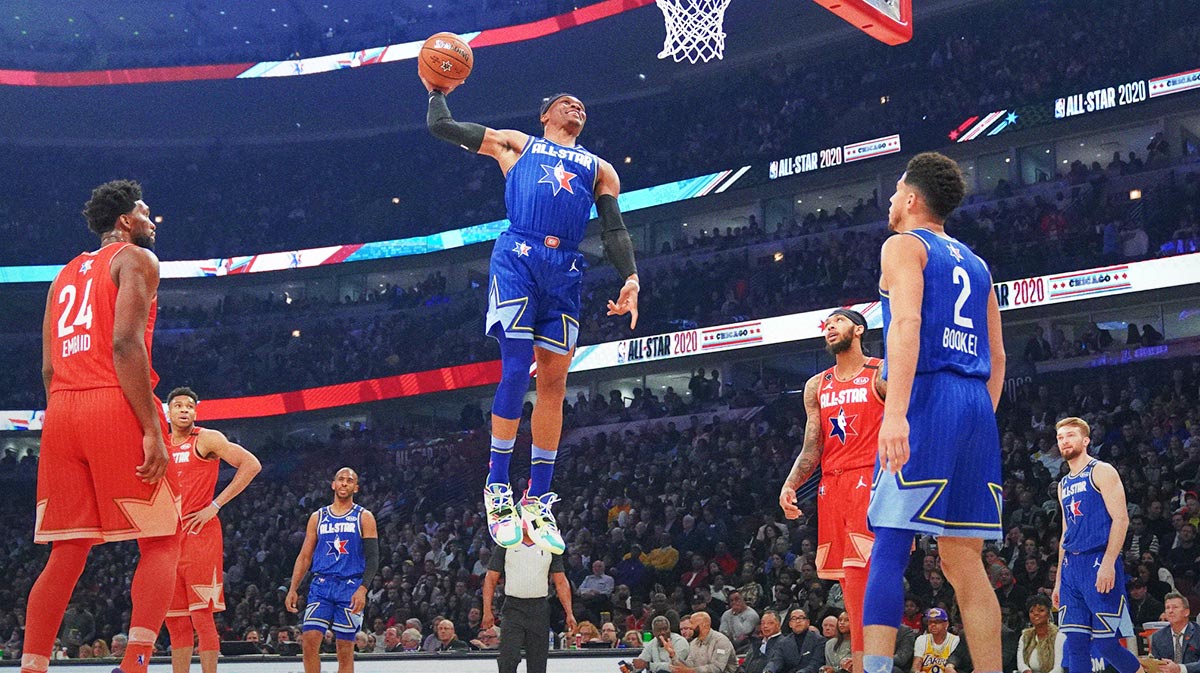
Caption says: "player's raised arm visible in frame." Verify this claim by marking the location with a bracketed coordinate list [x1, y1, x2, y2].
[423, 78, 528, 172]
[286, 512, 320, 613]
[182, 429, 262, 534]
[1091, 462, 1130, 594]
[780, 374, 823, 519]
[596, 159, 640, 329]
[877, 233, 927, 473]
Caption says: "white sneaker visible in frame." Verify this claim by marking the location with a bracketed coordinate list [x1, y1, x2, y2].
[520, 491, 565, 555]
[484, 483, 522, 548]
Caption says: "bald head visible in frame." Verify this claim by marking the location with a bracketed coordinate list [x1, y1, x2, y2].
[335, 467, 358, 481]
[691, 610, 712, 637]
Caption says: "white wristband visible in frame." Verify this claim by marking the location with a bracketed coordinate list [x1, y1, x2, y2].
[624, 278, 640, 291]
[211, 500, 222, 510]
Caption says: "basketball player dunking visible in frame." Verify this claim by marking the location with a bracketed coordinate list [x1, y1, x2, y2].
[25, 180, 180, 673]
[286, 469, 379, 673]
[1053, 417, 1145, 673]
[422, 77, 639, 554]
[163, 386, 262, 673]
[861, 153, 1006, 673]
[780, 308, 885, 673]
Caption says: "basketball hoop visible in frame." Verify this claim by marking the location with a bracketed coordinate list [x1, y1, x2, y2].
[655, 0, 732, 64]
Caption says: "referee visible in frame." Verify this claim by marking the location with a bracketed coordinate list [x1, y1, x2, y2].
[483, 529, 577, 673]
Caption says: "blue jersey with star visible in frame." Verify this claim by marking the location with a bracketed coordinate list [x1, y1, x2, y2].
[504, 136, 598, 246]
[311, 504, 365, 579]
[1060, 459, 1112, 553]
[881, 228, 992, 380]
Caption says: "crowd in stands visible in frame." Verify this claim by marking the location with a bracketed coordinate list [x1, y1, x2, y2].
[1, 0, 1199, 268]
[0, 354, 1198, 670]
[2, 143, 1198, 408]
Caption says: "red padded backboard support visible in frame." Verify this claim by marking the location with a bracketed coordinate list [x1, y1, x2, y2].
[810, 0, 913, 45]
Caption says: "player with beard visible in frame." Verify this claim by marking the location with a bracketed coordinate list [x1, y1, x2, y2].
[1053, 417, 1145, 673]
[780, 308, 885, 673]
[25, 180, 180, 673]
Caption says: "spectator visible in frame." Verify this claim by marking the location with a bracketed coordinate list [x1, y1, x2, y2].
[470, 626, 500, 651]
[579, 560, 616, 618]
[912, 609, 968, 673]
[381, 627, 402, 653]
[719, 590, 760, 653]
[822, 612, 852, 673]
[788, 609, 827, 673]
[741, 610, 802, 673]
[1149, 593, 1200, 673]
[1128, 579, 1165, 633]
[431, 619, 469, 652]
[399, 629, 422, 653]
[632, 615, 689, 672]
[677, 611, 738, 673]
[1016, 596, 1064, 673]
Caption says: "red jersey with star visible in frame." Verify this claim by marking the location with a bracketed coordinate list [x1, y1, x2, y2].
[48, 242, 158, 394]
[168, 426, 220, 518]
[817, 357, 884, 472]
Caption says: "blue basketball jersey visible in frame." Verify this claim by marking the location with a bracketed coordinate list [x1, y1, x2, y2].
[504, 136, 598, 245]
[1060, 459, 1112, 553]
[311, 504, 365, 579]
[881, 228, 992, 380]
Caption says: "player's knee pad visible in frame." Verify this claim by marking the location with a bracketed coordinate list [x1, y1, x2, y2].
[1064, 631, 1092, 673]
[861, 527, 913, 627]
[493, 335, 534, 420]
[192, 610, 220, 652]
[165, 616, 194, 649]
[1092, 636, 1140, 673]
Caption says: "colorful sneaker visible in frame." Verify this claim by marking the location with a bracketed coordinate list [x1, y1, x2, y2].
[484, 482, 523, 548]
[520, 491, 566, 555]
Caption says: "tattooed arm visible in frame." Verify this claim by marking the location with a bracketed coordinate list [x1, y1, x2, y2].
[779, 374, 824, 519]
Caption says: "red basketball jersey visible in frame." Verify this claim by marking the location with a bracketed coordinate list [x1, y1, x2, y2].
[818, 357, 885, 472]
[169, 427, 220, 518]
[48, 243, 158, 394]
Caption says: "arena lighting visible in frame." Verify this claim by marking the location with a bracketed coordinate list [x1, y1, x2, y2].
[154, 215, 163, 223]
[1130, 189, 1142, 200]
[291, 329, 301, 337]
[773, 252, 784, 262]
[391, 197, 400, 204]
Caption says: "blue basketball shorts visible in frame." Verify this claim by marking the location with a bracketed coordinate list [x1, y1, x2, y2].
[302, 575, 363, 640]
[485, 229, 584, 355]
[1058, 549, 1133, 638]
[868, 370, 1003, 538]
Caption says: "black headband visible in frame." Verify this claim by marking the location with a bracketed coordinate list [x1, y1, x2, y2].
[539, 93, 580, 118]
[828, 308, 867, 328]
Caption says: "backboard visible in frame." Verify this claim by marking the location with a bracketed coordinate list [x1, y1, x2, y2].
[810, 0, 913, 45]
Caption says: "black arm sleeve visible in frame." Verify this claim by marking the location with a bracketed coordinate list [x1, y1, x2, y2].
[361, 537, 380, 587]
[427, 91, 486, 153]
[597, 194, 638, 280]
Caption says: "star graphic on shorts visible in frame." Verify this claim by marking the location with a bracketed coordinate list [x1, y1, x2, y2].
[192, 568, 224, 607]
[512, 241, 531, 257]
[1067, 498, 1083, 519]
[538, 160, 577, 195]
[946, 244, 964, 263]
[80, 260, 93, 274]
[327, 536, 349, 556]
[829, 407, 857, 444]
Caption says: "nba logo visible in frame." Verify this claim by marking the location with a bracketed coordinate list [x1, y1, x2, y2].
[768, 160, 779, 180]
[1054, 98, 1066, 119]
[616, 341, 627, 364]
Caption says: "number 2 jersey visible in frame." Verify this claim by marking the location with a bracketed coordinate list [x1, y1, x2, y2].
[881, 228, 991, 380]
[48, 242, 158, 394]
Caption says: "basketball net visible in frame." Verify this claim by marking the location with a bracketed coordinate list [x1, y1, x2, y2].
[656, 0, 732, 63]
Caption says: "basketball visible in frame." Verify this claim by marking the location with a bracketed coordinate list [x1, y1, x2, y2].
[418, 32, 473, 90]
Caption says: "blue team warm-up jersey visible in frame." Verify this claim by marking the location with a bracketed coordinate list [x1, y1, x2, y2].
[504, 136, 598, 244]
[881, 228, 992, 380]
[311, 504, 365, 579]
[1061, 460, 1112, 553]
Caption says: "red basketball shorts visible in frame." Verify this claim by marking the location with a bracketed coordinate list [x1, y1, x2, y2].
[167, 519, 225, 616]
[36, 388, 179, 544]
[815, 465, 875, 580]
